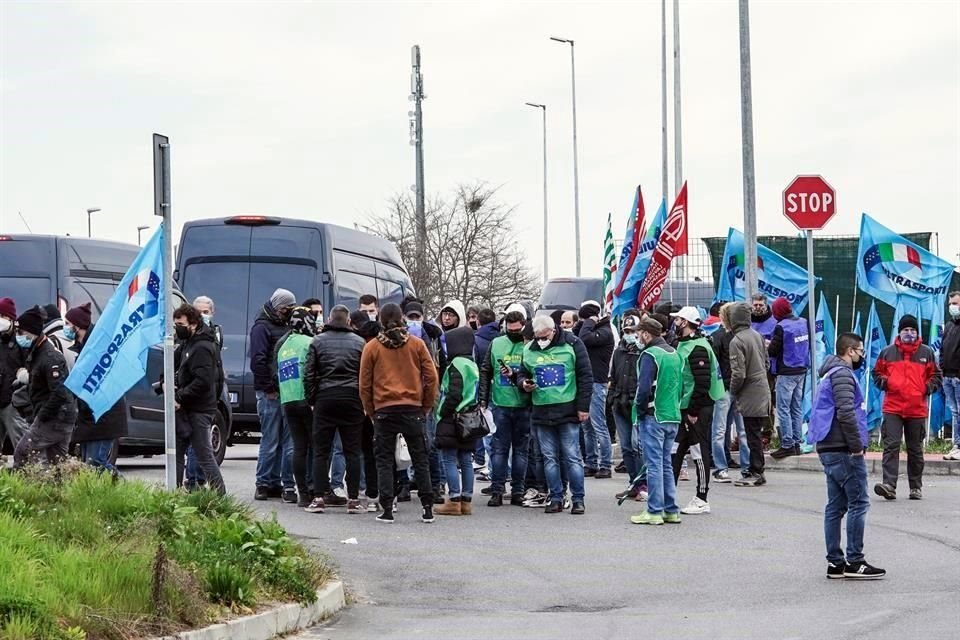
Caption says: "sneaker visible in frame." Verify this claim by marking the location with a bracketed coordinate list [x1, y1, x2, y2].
[595, 468, 613, 479]
[432, 493, 445, 505]
[397, 486, 412, 502]
[679, 468, 690, 482]
[754, 474, 767, 486]
[282, 489, 298, 504]
[421, 504, 435, 523]
[635, 489, 649, 502]
[584, 467, 598, 478]
[793, 444, 803, 456]
[366, 498, 378, 513]
[630, 511, 664, 525]
[254, 486, 270, 501]
[487, 493, 503, 507]
[614, 462, 628, 474]
[713, 469, 731, 483]
[909, 488, 922, 500]
[734, 473, 762, 487]
[544, 501, 564, 514]
[333, 487, 348, 499]
[570, 501, 585, 515]
[563, 495, 572, 511]
[476, 471, 492, 482]
[346, 499, 364, 514]
[510, 494, 525, 507]
[827, 561, 847, 579]
[376, 509, 394, 524]
[615, 487, 638, 500]
[874, 483, 897, 500]
[943, 447, 960, 461]
[662, 511, 681, 524]
[843, 561, 886, 580]
[524, 494, 549, 508]
[324, 491, 347, 507]
[680, 497, 711, 515]
[522, 488, 539, 501]
[473, 461, 485, 470]
[266, 486, 284, 498]
[297, 494, 312, 509]
[304, 497, 325, 513]
[770, 447, 793, 460]
[480, 486, 495, 495]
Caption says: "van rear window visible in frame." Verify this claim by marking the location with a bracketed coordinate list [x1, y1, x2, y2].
[0, 276, 52, 311]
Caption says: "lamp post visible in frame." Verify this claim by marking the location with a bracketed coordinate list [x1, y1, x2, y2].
[549, 36, 581, 276]
[137, 225, 149, 246]
[525, 102, 548, 282]
[86, 208, 101, 238]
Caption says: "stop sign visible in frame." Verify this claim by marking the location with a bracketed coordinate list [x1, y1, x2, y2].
[782, 175, 836, 230]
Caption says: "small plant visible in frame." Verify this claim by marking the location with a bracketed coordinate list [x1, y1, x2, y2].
[204, 563, 254, 609]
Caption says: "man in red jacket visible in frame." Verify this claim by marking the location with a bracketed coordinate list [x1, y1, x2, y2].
[871, 315, 942, 501]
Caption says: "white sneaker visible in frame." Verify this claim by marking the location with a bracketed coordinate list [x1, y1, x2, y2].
[365, 499, 378, 513]
[943, 447, 960, 461]
[713, 469, 732, 483]
[637, 490, 649, 502]
[562, 495, 572, 511]
[680, 497, 711, 515]
[333, 487, 347, 499]
[522, 488, 539, 501]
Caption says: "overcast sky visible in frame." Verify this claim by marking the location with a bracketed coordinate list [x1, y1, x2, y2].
[2, 0, 958, 281]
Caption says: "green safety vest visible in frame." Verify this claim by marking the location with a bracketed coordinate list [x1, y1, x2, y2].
[675, 336, 726, 409]
[436, 356, 480, 418]
[522, 342, 578, 407]
[277, 333, 312, 405]
[488, 336, 529, 408]
[634, 345, 683, 424]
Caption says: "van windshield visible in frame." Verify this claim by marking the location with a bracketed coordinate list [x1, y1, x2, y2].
[0, 276, 52, 311]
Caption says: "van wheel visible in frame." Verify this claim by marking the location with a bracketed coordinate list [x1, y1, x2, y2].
[212, 410, 229, 466]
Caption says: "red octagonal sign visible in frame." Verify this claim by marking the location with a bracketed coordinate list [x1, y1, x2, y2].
[783, 175, 836, 231]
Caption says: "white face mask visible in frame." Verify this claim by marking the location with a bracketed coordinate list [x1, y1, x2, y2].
[0, 318, 10, 333]
[537, 338, 551, 349]
[201, 313, 213, 325]
[367, 312, 378, 322]
[950, 304, 960, 319]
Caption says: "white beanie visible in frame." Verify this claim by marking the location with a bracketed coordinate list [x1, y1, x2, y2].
[505, 302, 528, 320]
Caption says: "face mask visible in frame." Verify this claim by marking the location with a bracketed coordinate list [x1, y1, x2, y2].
[367, 312, 378, 322]
[174, 325, 192, 341]
[0, 318, 10, 334]
[202, 313, 213, 325]
[950, 304, 960, 319]
[16, 335, 32, 349]
[406, 319, 423, 330]
[623, 334, 638, 345]
[506, 331, 524, 343]
[469, 320, 478, 330]
[852, 356, 864, 371]
[63, 326, 77, 341]
[900, 331, 918, 344]
[537, 338, 552, 350]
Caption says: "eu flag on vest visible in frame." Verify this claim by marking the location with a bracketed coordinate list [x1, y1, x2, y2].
[535, 364, 566, 388]
[65, 227, 167, 421]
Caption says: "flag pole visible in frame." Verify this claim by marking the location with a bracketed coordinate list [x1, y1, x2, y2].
[834, 294, 840, 348]
[154, 133, 176, 492]
[851, 272, 858, 330]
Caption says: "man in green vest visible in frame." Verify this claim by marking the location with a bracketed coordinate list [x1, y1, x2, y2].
[516, 315, 593, 515]
[670, 306, 726, 515]
[479, 310, 532, 507]
[631, 317, 684, 526]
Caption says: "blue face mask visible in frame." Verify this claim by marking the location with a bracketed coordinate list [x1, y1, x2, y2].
[16, 335, 32, 349]
[201, 313, 213, 326]
[406, 319, 423, 330]
[63, 326, 77, 341]
[623, 334, 638, 345]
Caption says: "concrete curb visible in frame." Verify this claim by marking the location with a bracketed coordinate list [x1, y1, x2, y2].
[155, 580, 345, 640]
[762, 454, 960, 476]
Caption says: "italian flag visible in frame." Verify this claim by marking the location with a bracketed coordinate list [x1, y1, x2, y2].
[603, 212, 616, 314]
[878, 243, 921, 268]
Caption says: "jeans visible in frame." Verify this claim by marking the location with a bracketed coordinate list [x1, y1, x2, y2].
[537, 422, 585, 503]
[330, 432, 346, 490]
[255, 391, 294, 490]
[185, 446, 205, 487]
[943, 376, 960, 445]
[374, 411, 434, 509]
[612, 411, 644, 483]
[639, 416, 679, 515]
[712, 391, 748, 471]
[743, 416, 768, 477]
[820, 452, 869, 564]
[80, 439, 118, 474]
[490, 406, 531, 496]
[880, 413, 925, 490]
[285, 403, 314, 499]
[426, 413, 445, 489]
[175, 411, 225, 494]
[313, 397, 365, 499]
[526, 422, 546, 492]
[775, 373, 806, 449]
[442, 448, 475, 497]
[583, 383, 613, 469]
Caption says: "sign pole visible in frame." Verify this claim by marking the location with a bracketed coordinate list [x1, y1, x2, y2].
[153, 133, 176, 491]
[806, 230, 818, 400]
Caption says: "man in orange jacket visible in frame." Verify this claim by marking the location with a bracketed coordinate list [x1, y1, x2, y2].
[871, 315, 942, 501]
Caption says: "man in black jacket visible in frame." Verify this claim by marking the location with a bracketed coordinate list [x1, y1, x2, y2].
[172, 304, 226, 494]
[574, 300, 615, 479]
[609, 312, 646, 500]
[12, 306, 77, 467]
[0, 297, 28, 451]
[710, 303, 749, 482]
[942, 291, 960, 460]
[250, 288, 296, 501]
[303, 305, 368, 513]
[65, 303, 127, 475]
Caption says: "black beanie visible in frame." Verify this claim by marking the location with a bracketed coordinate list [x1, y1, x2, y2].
[898, 315, 919, 333]
[17, 306, 45, 336]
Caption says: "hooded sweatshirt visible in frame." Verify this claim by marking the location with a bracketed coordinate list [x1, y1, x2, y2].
[729, 302, 771, 418]
[438, 300, 467, 332]
[435, 327, 482, 450]
[872, 337, 941, 418]
[250, 303, 288, 393]
[359, 326, 439, 416]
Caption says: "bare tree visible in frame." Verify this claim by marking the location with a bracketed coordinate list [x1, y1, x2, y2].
[366, 182, 541, 313]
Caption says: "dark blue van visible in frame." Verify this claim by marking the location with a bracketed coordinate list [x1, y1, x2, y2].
[174, 216, 414, 435]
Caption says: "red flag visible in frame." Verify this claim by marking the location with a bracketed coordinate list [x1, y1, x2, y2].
[613, 186, 646, 296]
[637, 182, 688, 309]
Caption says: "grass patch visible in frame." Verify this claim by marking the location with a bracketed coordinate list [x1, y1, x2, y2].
[0, 463, 333, 640]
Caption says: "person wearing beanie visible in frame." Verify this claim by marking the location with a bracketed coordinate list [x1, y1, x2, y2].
[767, 296, 810, 459]
[12, 306, 77, 468]
[0, 297, 29, 452]
[872, 314, 942, 501]
[609, 312, 647, 501]
[575, 299, 615, 479]
[250, 288, 298, 502]
[65, 303, 128, 476]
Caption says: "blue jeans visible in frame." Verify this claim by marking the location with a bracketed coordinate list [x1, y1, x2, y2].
[775, 373, 806, 449]
[80, 439, 118, 474]
[612, 411, 645, 483]
[537, 422, 585, 503]
[712, 391, 749, 472]
[820, 452, 870, 564]
[583, 383, 612, 469]
[255, 391, 294, 489]
[442, 448, 475, 497]
[185, 446, 205, 486]
[329, 432, 346, 490]
[943, 376, 960, 446]
[639, 416, 679, 515]
[490, 406, 531, 496]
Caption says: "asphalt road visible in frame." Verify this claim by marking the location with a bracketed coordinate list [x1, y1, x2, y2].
[121, 445, 960, 640]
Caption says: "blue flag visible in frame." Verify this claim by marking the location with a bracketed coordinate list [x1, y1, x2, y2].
[864, 301, 888, 430]
[929, 321, 948, 437]
[852, 311, 862, 337]
[814, 291, 836, 370]
[65, 227, 166, 420]
[856, 213, 956, 321]
[714, 228, 819, 314]
[613, 199, 667, 316]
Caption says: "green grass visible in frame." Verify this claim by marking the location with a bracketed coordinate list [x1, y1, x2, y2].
[769, 436, 954, 455]
[0, 462, 332, 640]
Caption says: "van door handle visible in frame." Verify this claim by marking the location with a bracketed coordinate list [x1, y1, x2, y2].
[322, 272, 331, 285]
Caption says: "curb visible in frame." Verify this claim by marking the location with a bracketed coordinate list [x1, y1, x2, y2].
[763, 455, 960, 476]
[155, 580, 345, 640]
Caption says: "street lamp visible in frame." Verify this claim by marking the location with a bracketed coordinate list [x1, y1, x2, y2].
[550, 36, 581, 276]
[525, 102, 549, 283]
[137, 225, 150, 246]
[86, 208, 101, 238]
